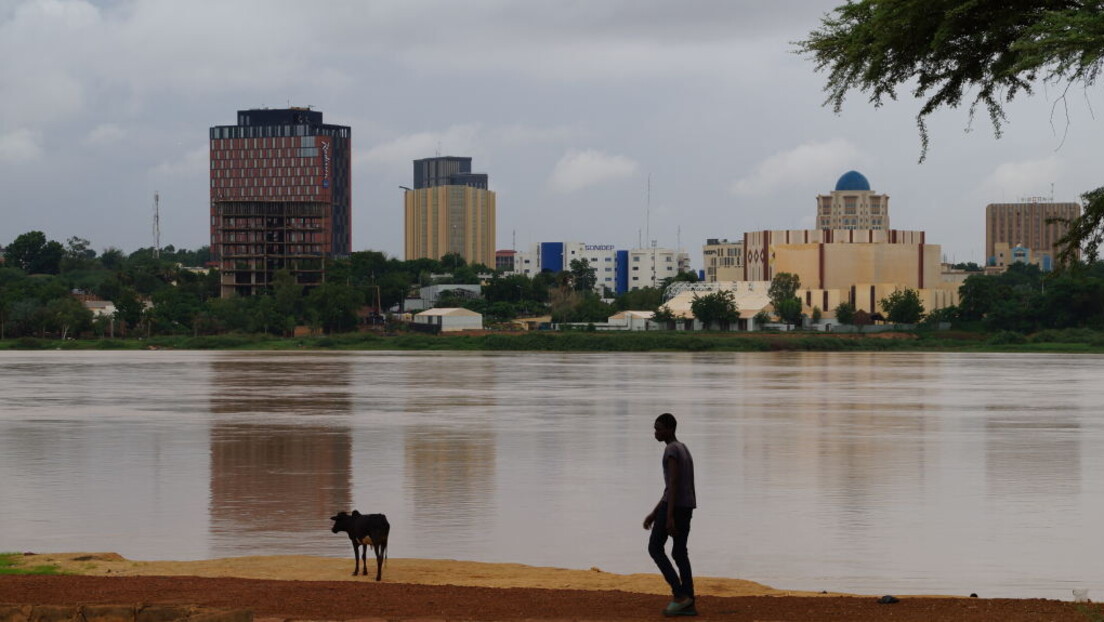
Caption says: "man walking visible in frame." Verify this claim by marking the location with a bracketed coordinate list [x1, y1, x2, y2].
[643, 412, 697, 617]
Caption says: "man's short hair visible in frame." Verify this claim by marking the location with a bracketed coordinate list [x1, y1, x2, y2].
[655, 412, 677, 430]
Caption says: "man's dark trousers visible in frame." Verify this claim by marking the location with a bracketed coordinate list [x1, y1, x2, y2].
[648, 501, 694, 599]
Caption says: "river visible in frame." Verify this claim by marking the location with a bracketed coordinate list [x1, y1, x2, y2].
[0, 350, 1100, 598]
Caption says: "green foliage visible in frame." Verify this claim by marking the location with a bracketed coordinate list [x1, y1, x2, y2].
[752, 310, 772, 328]
[774, 298, 803, 327]
[5, 231, 64, 274]
[552, 291, 613, 323]
[663, 271, 699, 287]
[569, 258, 597, 292]
[305, 282, 363, 334]
[798, 1, 1104, 264]
[769, 273, 803, 327]
[879, 288, 926, 324]
[653, 305, 676, 323]
[951, 262, 983, 272]
[614, 287, 664, 311]
[1057, 186, 1104, 265]
[1029, 328, 1104, 345]
[0, 553, 62, 575]
[922, 305, 959, 326]
[811, 306, 823, 323]
[797, 0, 1104, 160]
[690, 289, 739, 329]
[768, 272, 801, 305]
[988, 330, 1028, 345]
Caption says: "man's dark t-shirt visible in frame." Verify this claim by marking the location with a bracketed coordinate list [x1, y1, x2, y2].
[661, 440, 696, 509]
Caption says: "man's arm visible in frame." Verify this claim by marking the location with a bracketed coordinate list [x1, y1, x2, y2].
[665, 455, 680, 536]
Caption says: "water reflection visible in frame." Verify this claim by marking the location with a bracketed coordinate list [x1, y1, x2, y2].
[208, 355, 353, 556]
[985, 416, 1081, 499]
[402, 357, 497, 552]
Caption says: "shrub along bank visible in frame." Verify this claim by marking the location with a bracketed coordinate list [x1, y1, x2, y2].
[4, 329, 1104, 352]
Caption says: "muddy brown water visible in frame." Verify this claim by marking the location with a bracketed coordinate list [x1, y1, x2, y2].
[1, 351, 1102, 599]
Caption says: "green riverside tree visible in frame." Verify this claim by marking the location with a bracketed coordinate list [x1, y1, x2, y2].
[769, 272, 803, 328]
[569, 258, 597, 292]
[833, 301, 856, 325]
[879, 288, 926, 324]
[797, 1, 1104, 264]
[690, 290, 739, 330]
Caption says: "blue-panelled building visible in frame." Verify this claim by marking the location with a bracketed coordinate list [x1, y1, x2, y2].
[540, 242, 565, 274]
[511, 241, 689, 295]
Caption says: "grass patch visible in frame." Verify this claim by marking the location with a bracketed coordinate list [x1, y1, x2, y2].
[0, 552, 63, 575]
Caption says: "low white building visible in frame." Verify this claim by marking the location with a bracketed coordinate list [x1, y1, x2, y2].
[413, 307, 483, 332]
[607, 310, 655, 331]
[80, 299, 116, 317]
[660, 281, 772, 331]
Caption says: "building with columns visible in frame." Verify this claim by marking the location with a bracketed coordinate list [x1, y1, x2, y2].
[698, 171, 958, 318]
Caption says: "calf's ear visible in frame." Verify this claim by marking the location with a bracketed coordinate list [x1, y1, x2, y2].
[352, 510, 361, 516]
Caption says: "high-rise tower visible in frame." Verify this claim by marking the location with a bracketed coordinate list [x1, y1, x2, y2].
[403, 156, 496, 267]
[210, 107, 351, 297]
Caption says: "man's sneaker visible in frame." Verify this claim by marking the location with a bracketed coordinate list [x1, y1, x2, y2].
[663, 598, 697, 617]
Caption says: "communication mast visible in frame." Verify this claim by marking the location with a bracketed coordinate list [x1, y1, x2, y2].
[153, 191, 161, 259]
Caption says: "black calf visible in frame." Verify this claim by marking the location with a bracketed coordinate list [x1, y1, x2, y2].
[330, 510, 390, 581]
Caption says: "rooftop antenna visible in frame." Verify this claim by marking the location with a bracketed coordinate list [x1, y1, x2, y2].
[512, 229, 516, 251]
[1050, 182, 1055, 201]
[645, 173, 651, 252]
[152, 191, 161, 259]
[436, 141, 441, 157]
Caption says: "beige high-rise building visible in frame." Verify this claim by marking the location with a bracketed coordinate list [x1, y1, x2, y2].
[403, 156, 496, 268]
[702, 238, 744, 282]
[985, 200, 1079, 270]
[816, 170, 890, 230]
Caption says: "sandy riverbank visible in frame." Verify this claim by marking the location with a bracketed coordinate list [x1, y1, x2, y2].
[16, 552, 834, 597]
[6, 553, 1099, 621]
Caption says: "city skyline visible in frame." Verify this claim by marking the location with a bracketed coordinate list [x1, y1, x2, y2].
[3, 1, 1103, 268]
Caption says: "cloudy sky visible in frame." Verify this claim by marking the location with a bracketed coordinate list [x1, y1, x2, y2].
[3, 0, 1103, 268]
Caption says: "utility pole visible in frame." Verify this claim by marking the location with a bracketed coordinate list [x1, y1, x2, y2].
[152, 191, 161, 259]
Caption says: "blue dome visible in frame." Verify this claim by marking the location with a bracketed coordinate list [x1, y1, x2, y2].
[835, 170, 871, 191]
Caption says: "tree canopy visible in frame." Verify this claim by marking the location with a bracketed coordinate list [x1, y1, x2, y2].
[690, 289, 739, 329]
[769, 272, 803, 327]
[797, 1, 1104, 158]
[879, 288, 926, 324]
[798, 1, 1104, 263]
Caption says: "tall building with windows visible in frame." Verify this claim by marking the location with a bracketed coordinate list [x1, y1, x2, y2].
[210, 107, 351, 297]
[702, 238, 744, 282]
[404, 156, 496, 267]
[816, 170, 890, 230]
[505, 241, 690, 294]
[985, 200, 1079, 271]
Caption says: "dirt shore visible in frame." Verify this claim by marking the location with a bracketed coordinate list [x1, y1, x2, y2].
[2, 553, 1097, 621]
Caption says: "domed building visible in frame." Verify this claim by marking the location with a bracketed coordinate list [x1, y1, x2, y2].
[691, 171, 958, 328]
[816, 170, 889, 230]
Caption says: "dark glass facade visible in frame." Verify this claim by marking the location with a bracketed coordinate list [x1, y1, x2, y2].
[413, 156, 489, 189]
